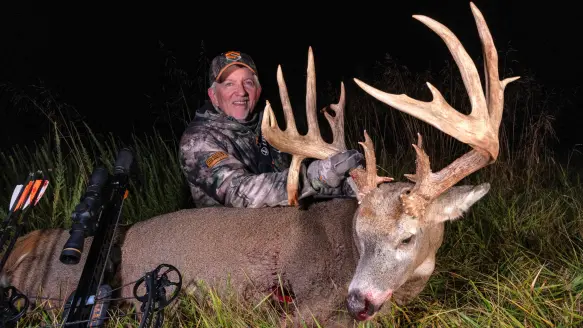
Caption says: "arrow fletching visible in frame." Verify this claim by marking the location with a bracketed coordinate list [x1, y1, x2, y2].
[23, 179, 43, 210]
[34, 180, 50, 206]
[9, 185, 23, 212]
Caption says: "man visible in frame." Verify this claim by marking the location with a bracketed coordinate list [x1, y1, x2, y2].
[179, 50, 362, 208]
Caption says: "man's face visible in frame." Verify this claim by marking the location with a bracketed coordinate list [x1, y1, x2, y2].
[208, 65, 262, 120]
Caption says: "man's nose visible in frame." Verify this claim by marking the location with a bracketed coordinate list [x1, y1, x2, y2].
[234, 83, 247, 95]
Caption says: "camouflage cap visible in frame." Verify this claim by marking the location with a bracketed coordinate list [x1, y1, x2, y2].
[209, 51, 258, 84]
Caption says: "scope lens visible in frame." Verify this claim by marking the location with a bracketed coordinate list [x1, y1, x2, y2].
[60, 248, 82, 264]
[60, 229, 85, 265]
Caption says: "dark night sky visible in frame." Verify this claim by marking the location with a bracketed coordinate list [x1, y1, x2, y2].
[1, 1, 582, 153]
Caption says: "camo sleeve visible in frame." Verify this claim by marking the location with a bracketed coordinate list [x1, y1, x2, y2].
[179, 132, 315, 208]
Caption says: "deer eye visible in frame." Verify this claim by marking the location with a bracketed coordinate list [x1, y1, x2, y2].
[401, 236, 413, 245]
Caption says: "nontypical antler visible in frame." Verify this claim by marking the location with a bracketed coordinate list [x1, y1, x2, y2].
[353, 2, 520, 218]
[262, 47, 390, 205]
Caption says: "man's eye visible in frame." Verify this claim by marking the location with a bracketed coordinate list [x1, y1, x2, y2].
[244, 80, 255, 87]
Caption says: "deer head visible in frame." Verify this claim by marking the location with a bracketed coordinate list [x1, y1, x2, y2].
[262, 1, 519, 322]
[345, 2, 519, 320]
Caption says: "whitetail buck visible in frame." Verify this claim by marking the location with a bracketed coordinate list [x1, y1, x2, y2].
[2, 2, 519, 326]
[118, 2, 519, 325]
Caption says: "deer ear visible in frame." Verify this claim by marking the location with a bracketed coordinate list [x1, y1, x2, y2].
[426, 183, 491, 223]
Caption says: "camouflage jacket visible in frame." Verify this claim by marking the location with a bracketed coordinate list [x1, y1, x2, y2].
[179, 102, 317, 208]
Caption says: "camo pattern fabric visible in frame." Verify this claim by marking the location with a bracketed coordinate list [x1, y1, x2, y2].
[179, 102, 317, 208]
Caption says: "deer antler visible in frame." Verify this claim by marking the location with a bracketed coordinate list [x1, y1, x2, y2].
[262, 47, 391, 205]
[349, 130, 394, 201]
[261, 47, 345, 205]
[353, 2, 520, 218]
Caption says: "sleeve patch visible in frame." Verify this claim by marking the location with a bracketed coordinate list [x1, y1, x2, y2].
[206, 151, 229, 168]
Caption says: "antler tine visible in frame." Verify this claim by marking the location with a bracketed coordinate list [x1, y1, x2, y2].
[471, 3, 521, 133]
[306, 47, 321, 140]
[349, 130, 394, 200]
[403, 133, 431, 184]
[276, 64, 299, 137]
[353, 2, 520, 218]
[322, 81, 347, 151]
[400, 133, 433, 217]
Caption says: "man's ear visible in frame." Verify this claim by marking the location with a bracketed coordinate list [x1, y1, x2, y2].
[208, 87, 217, 106]
[255, 84, 262, 98]
[425, 183, 491, 223]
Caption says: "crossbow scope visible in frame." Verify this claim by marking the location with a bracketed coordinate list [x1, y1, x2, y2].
[59, 148, 133, 265]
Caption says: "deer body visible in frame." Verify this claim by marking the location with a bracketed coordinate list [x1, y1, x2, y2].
[120, 198, 359, 324]
[118, 182, 489, 325]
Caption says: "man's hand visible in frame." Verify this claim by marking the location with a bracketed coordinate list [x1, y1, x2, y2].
[307, 150, 364, 192]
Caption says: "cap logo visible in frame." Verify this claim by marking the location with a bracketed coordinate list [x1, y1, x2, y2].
[224, 51, 242, 61]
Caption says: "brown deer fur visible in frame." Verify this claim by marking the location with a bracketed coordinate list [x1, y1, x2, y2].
[1, 229, 93, 310]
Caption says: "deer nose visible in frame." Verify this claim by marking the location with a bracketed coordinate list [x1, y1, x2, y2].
[346, 289, 375, 321]
[346, 290, 364, 315]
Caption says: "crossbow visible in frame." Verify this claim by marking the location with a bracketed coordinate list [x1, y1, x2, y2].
[0, 148, 182, 328]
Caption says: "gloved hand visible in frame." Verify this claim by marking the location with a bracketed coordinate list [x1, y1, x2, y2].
[306, 149, 364, 194]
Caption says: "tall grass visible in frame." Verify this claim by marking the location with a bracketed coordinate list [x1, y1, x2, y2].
[1, 48, 582, 327]
[0, 87, 192, 229]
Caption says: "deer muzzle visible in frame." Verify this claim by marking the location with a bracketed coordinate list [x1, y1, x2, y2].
[346, 288, 392, 321]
